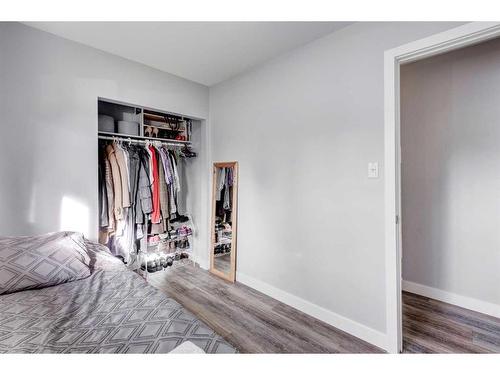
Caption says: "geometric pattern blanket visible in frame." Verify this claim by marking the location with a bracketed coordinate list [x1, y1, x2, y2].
[0, 240, 237, 354]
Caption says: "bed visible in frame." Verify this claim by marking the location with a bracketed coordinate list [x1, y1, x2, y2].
[0, 233, 236, 354]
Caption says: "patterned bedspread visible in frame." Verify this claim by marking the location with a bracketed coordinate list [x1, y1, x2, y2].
[0, 241, 236, 354]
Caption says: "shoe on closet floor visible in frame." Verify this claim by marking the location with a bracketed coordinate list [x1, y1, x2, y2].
[171, 214, 189, 223]
[147, 260, 157, 273]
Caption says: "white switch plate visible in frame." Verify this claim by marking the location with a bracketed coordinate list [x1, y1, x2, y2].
[368, 162, 379, 178]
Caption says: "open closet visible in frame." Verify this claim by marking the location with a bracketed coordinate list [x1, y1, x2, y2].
[97, 98, 206, 277]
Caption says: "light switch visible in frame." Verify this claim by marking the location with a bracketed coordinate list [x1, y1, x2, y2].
[368, 162, 379, 179]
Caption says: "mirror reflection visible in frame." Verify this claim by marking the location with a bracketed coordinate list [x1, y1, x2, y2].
[210, 162, 237, 281]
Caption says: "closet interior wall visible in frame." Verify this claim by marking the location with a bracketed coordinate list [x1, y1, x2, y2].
[182, 119, 208, 267]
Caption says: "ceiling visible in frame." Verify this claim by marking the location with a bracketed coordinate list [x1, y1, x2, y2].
[24, 22, 352, 86]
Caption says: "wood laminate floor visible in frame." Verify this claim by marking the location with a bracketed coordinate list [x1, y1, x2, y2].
[403, 291, 500, 353]
[148, 266, 500, 353]
[148, 265, 383, 353]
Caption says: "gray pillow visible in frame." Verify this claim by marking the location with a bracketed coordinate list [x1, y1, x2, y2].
[0, 231, 92, 295]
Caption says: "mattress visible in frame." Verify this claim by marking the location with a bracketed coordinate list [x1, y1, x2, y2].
[0, 240, 236, 354]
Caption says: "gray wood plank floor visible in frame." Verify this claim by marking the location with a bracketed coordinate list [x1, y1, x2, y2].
[148, 266, 500, 353]
[148, 265, 384, 353]
[403, 291, 500, 353]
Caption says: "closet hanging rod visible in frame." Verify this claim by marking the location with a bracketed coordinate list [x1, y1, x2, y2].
[98, 134, 191, 147]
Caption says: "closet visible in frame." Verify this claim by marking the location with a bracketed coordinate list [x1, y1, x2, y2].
[97, 98, 204, 277]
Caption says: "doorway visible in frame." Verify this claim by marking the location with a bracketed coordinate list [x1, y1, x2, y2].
[384, 22, 500, 353]
[399, 37, 500, 352]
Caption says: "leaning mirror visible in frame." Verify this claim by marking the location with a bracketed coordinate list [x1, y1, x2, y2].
[210, 162, 238, 282]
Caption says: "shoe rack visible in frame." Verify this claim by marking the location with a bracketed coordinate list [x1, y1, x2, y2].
[137, 215, 196, 281]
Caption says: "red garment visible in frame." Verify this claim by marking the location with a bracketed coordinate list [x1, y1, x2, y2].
[149, 145, 161, 223]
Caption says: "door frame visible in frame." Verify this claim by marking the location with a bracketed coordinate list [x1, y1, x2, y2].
[384, 21, 500, 353]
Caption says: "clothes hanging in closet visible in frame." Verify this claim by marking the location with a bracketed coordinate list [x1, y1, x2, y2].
[98, 140, 190, 263]
[215, 167, 234, 223]
[149, 145, 161, 224]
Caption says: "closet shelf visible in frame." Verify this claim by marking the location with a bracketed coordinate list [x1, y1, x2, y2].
[143, 112, 184, 122]
[136, 256, 195, 276]
[98, 131, 191, 145]
[147, 233, 192, 240]
[144, 248, 192, 255]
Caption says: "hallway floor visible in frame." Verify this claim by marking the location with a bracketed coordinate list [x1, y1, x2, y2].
[403, 291, 500, 353]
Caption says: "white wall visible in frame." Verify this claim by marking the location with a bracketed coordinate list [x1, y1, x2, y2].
[184, 120, 212, 269]
[401, 38, 500, 307]
[0, 23, 209, 250]
[209, 22, 464, 349]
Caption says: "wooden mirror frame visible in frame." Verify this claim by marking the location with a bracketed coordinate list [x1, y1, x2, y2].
[210, 161, 238, 282]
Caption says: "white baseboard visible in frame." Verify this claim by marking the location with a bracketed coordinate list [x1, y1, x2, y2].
[236, 271, 387, 351]
[196, 256, 209, 270]
[402, 280, 500, 319]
